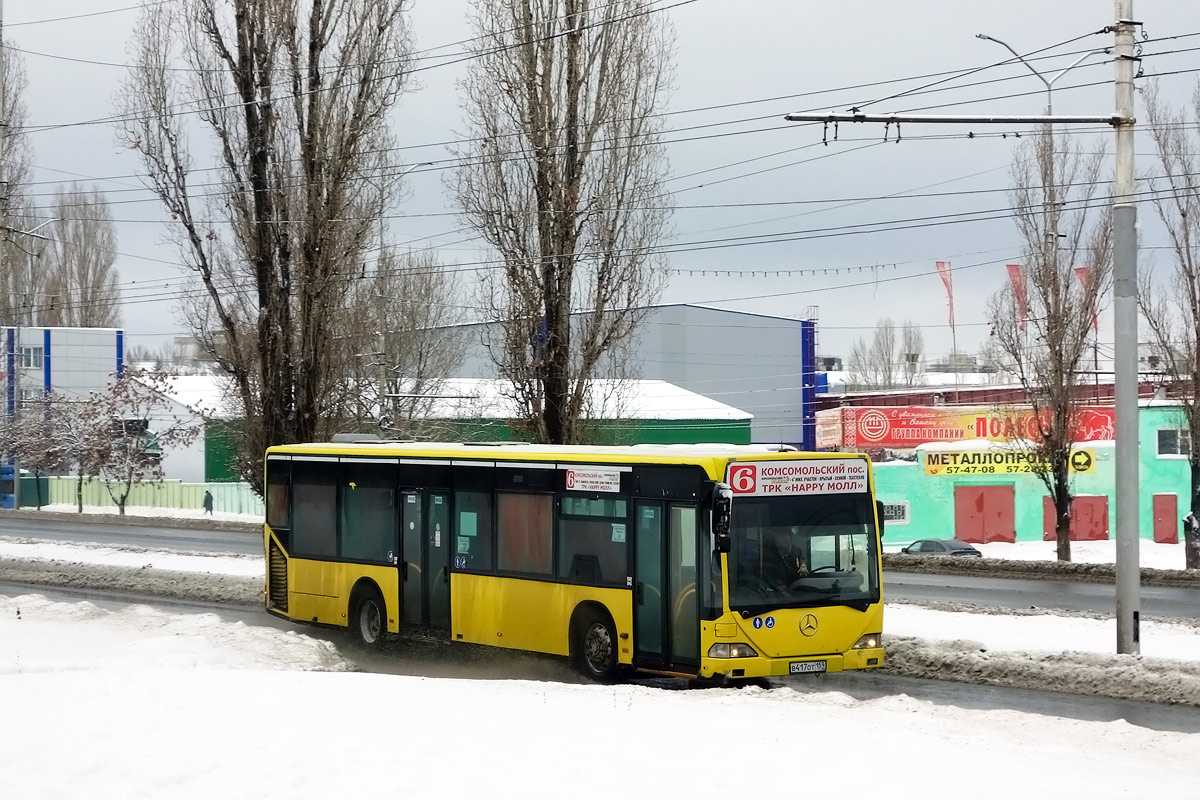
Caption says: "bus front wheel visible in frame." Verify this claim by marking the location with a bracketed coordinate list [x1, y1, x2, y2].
[573, 608, 617, 682]
[353, 589, 386, 647]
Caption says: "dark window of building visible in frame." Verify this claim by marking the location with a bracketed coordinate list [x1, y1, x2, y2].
[339, 461, 397, 564]
[1158, 429, 1192, 457]
[497, 493, 554, 576]
[558, 496, 628, 585]
[454, 491, 494, 571]
[265, 459, 291, 531]
[291, 459, 338, 558]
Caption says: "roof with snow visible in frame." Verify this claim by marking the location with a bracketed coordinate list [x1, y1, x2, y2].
[428, 378, 751, 421]
[153, 375, 750, 423]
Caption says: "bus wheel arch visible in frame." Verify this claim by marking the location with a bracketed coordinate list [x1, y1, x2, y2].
[569, 602, 618, 682]
[348, 579, 387, 647]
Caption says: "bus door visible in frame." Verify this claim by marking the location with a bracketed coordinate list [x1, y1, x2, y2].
[400, 491, 451, 629]
[634, 502, 700, 670]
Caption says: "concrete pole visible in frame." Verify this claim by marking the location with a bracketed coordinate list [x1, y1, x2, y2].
[1113, 0, 1141, 655]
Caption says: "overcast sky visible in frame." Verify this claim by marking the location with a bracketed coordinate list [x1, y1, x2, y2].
[6, 0, 1198, 361]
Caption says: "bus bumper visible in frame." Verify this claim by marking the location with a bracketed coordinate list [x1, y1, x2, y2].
[699, 646, 885, 679]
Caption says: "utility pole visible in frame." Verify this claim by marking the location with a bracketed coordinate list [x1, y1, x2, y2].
[784, 11, 1141, 655]
[377, 185, 388, 431]
[1112, 0, 1140, 655]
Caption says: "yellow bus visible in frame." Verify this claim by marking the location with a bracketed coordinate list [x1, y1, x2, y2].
[263, 441, 885, 681]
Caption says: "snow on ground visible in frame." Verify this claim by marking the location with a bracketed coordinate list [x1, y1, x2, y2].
[0, 594, 350, 675]
[0, 538, 264, 576]
[887, 604, 1200, 661]
[0, 592, 1195, 799]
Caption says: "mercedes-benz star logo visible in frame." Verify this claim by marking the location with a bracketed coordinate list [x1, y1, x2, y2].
[800, 614, 818, 636]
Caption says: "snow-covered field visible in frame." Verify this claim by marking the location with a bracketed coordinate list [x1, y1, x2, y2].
[1, 591, 1196, 799]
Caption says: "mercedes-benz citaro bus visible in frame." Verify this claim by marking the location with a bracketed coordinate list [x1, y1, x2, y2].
[263, 441, 885, 681]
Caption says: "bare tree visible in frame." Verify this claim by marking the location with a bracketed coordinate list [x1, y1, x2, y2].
[0, 46, 47, 327]
[901, 322, 925, 387]
[453, 0, 674, 444]
[117, 0, 415, 492]
[41, 184, 122, 327]
[1138, 80, 1200, 569]
[53, 392, 110, 513]
[2, 398, 67, 509]
[988, 127, 1112, 562]
[90, 369, 200, 516]
[373, 251, 467, 435]
[848, 318, 924, 390]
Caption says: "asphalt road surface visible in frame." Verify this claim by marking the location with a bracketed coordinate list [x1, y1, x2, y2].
[0, 515, 260, 556]
[5, 515, 1199, 619]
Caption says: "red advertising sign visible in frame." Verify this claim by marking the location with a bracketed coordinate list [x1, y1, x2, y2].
[817, 406, 1115, 449]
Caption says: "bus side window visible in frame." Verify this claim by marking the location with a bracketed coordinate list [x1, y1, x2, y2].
[557, 496, 628, 586]
[497, 493, 553, 576]
[266, 458, 291, 534]
[290, 459, 337, 558]
[454, 491, 494, 571]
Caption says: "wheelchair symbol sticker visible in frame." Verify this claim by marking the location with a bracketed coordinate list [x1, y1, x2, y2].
[753, 617, 763, 629]
[765, 616, 776, 629]
[453, 555, 467, 569]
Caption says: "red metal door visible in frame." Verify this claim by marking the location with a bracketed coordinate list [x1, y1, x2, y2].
[954, 485, 1015, 543]
[1044, 495, 1110, 541]
[1154, 494, 1179, 544]
[1073, 496, 1109, 541]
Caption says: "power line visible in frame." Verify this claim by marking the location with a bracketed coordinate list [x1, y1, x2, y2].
[19, 178, 1174, 316]
[14, 0, 702, 136]
[3, 2, 169, 27]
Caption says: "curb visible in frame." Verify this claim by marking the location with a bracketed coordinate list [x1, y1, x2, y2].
[0, 508, 261, 535]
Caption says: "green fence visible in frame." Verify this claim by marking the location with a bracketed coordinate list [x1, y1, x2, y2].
[43, 477, 264, 516]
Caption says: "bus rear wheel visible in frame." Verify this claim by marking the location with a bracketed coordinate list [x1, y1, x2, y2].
[353, 589, 386, 647]
[573, 609, 617, 682]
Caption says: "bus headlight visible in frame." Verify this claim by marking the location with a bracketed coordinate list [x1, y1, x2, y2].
[852, 633, 882, 649]
[708, 643, 759, 659]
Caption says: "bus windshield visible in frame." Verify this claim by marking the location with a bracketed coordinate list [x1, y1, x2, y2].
[727, 493, 879, 616]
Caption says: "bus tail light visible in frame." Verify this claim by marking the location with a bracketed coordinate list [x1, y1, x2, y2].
[708, 643, 759, 659]
[852, 634, 882, 649]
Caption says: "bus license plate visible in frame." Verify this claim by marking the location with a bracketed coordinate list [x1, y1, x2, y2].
[789, 660, 827, 674]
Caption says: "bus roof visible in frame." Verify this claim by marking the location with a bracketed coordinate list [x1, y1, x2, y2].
[267, 440, 867, 466]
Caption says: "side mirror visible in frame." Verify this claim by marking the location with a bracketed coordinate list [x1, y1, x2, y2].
[712, 483, 733, 553]
[876, 499, 886, 538]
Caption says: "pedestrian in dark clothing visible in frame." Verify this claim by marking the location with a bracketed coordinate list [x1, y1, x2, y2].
[203, 490, 214, 516]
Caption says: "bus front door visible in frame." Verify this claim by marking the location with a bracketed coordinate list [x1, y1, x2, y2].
[401, 491, 451, 629]
[634, 502, 700, 671]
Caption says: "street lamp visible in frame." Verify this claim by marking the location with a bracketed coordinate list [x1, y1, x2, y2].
[975, 38, 1109, 300]
[975, 35, 1109, 115]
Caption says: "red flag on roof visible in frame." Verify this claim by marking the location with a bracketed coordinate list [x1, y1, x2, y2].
[935, 261, 955, 327]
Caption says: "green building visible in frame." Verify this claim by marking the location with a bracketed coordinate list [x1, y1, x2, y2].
[870, 404, 1191, 545]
